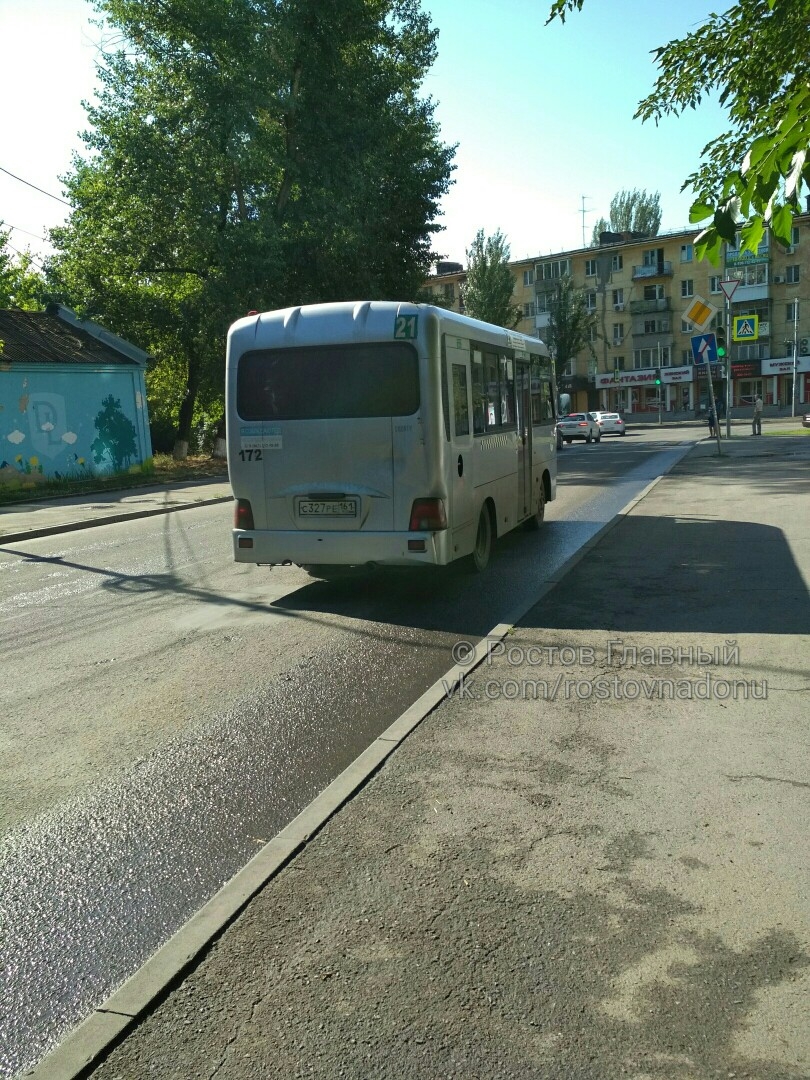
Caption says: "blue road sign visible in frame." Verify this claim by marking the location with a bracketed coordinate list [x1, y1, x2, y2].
[691, 333, 718, 366]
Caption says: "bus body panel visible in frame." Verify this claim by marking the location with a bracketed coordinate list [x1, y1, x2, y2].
[226, 302, 556, 569]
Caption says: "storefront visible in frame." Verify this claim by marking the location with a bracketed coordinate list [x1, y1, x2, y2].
[760, 355, 810, 408]
[595, 368, 691, 413]
[730, 360, 765, 406]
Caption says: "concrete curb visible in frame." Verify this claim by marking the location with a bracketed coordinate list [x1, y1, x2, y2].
[0, 495, 233, 546]
[26, 444, 695, 1080]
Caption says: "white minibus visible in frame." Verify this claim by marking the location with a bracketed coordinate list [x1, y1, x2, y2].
[226, 301, 557, 576]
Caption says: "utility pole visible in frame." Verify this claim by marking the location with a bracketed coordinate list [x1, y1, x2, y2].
[725, 294, 732, 439]
[792, 295, 799, 418]
[719, 277, 740, 438]
[580, 195, 591, 249]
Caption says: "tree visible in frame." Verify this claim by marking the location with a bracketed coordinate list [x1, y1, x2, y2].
[48, 0, 454, 456]
[543, 275, 598, 383]
[0, 229, 47, 310]
[548, 0, 810, 262]
[91, 394, 138, 471]
[590, 189, 661, 246]
[460, 230, 522, 328]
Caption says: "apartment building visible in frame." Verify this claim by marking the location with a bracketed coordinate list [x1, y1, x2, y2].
[424, 218, 810, 416]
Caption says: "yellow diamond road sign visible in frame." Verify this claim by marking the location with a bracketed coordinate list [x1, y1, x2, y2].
[733, 315, 759, 341]
[684, 294, 718, 330]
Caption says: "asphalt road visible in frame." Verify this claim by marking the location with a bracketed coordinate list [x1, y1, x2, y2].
[0, 427, 696, 1078]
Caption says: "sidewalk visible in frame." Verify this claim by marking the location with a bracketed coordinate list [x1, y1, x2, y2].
[29, 439, 810, 1080]
[0, 479, 233, 544]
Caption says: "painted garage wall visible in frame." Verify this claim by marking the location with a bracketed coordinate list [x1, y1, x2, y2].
[0, 363, 152, 480]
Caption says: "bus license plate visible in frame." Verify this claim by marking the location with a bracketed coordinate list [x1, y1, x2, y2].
[298, 499, 358, 517]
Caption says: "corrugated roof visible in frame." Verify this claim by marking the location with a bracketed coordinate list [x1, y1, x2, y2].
[0, 307, 147, 366]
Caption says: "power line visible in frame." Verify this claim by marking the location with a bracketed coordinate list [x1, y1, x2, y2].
[0, 222, 49, 243]
[4, 240, 47, 272]
[0, 165, 70, 206]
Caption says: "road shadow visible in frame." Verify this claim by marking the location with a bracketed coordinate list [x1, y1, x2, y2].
[521, 513, 810, 635]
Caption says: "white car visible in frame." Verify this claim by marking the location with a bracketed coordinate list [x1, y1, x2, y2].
[558, 412, 601, 444]
[594, 411, 626, 436]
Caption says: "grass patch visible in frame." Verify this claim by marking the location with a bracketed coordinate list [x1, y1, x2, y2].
[0, 453, 228, 506]
[760, 428, 810, 436]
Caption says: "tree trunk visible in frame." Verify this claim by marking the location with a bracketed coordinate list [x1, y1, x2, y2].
[172, 349, 202, 461]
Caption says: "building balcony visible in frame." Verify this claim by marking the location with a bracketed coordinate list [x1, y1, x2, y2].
[631, 331, 674, 346]
[629, 298, 671, 314]
[631, 261, 673, 280]
[535, 311, 551, 331]
[632, 322, 671, 338]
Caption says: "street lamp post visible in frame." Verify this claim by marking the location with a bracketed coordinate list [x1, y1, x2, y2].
[792, 296, 799, 419]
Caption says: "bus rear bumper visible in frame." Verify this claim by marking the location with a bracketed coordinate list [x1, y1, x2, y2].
[232, 529, 448, 567]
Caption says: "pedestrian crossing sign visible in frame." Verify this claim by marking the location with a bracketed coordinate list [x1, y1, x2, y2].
[732, 315, 759, 341]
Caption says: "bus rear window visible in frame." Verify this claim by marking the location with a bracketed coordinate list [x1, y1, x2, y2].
[237, 342, 420, 420]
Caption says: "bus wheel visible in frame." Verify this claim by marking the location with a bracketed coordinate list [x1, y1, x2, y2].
[470, 505, 492, 572]
[525, 484, 546, 531]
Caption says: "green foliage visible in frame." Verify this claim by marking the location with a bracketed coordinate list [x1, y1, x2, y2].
[0, 229, 47, 309]
[549, 0, 810, 263]
[460, 229, 522, 328]
[46, 0, 454, 453]
[543, 275, 598, 381]
[590, 189, 661, 246]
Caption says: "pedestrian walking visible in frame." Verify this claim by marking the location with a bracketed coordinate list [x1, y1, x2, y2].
[752, 395, 763, 436]
[707, 404, 716, 438]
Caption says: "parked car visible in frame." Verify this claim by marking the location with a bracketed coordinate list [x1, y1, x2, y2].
[803, 412, 810, 429]
[555, 423, 565, 450]
[594, 411, 626, 436]
[558, 412, 601, 444]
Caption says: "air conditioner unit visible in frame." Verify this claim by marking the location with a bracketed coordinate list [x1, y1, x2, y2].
[801, 338, 809, 352]
[613, 303, 624, 312]
[773, 275, 784, 283]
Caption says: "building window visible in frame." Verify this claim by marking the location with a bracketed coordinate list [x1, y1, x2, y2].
[681, 318, 693, 333]
[634, 346, 670, 369]
[612, 323, 624, 344]
[585, 259, 597, 277]
[523, 269, 535, 287]
[643, 284, 665, 301]
[791, 225, 800, 247]
[523, 301, 536, 318]
[787, 301, 800, 322]
[589, 325, 598, 342]
[710, 276, 721, 293]
[611, 254, 623, 272]
[682, 349, 692, 365]
[443, 284, 455, 301]
[614, 356, 625, 371]
[786, 265, 800, 284]
[681, 279, 694, 298]
[612, 288, 624, 307]
[680, 243, 693, 262]
[541, 258, 572, 281]
[586, 290, 597, 312]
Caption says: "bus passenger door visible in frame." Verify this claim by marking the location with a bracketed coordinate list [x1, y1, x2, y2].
[516, 360, 532, 518]
[447, 358, 474, 548]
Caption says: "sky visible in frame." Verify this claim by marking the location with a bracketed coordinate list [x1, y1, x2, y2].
[0, 0, 731, 271]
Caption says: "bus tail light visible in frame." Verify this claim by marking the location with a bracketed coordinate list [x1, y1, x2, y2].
[235, 499, 255, 530]
[409, 498, 447, 531]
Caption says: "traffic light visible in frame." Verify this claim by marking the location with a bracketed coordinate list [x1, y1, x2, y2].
[654, 369, 662, 386]
[716, 326, 727, 358]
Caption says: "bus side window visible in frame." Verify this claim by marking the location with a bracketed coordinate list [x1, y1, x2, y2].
[499, 354, 516, 426]
[471, 348, 486, 433]
[452, 364, 470, 436]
